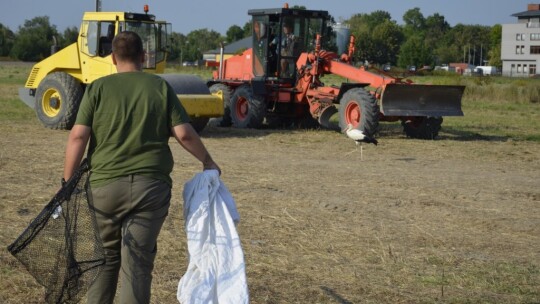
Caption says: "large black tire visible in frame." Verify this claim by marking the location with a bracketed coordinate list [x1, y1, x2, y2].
[208, 83, 232, 127]
[401, 116, 443, 139]
[35, 72, 83, 130]
[230, 85, 266, 128]
[159, 74, 211, 133]
[338, 88, 379, 137]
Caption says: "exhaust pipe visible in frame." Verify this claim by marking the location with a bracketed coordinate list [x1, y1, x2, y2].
[218, 42, 225, 80]
[50, 36, 59, 55]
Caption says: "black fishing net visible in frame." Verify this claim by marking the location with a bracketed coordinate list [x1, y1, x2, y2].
[7, 159, 105, 304]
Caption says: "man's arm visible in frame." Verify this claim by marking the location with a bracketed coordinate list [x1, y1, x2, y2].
[171, 123, 221, 174]
[63, 124, 91, 181]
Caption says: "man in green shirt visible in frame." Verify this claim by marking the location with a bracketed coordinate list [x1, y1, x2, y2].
[63, 31, 220, 304]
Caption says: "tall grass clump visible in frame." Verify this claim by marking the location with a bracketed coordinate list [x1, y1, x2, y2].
[414, 74, 540, 104]
[465, 77, 540, 104]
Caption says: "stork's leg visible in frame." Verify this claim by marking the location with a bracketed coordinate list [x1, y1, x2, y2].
[345, 142, 359, 156]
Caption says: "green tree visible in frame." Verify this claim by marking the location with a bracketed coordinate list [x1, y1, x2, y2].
[446, 24, 491, 65]
[398, 35, 432, 68]
[488, 46, 502, 67]
[434, 44, 460, 65]
[424, 13, 451, 65]
[490, 24, 502, 48]
[426, 13, 450, 33]
[10, 16, 59, 61]
[362, 10, 392, 30]
[242, 21, 252, 38]
[488, 24, 502, 67]
[168, 32, 187, 63]
[60, 26, 79, 48]
[346, 10, 396, 64]
[225, 25, 244, 43]
[184, 29, 222, 62]
[347, 10, 392, 35]
[424, 13, 450, 47]
[0, 23, 16, 57]
[371, 20, 404, 65]
[402, 7, 426, 38]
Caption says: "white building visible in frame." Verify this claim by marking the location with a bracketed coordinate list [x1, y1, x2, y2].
[501, 4, 540, 77]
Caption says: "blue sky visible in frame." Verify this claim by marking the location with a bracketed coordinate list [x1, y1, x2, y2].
[0, 0, 532, 35]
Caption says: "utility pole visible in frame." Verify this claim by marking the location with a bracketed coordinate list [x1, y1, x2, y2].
[96, 0, 102, 12]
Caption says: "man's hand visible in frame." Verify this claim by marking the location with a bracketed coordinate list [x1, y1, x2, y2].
[203, 155, 221, 175]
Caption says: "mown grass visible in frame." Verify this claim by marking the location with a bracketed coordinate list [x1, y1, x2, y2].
[1, 62, 539, 304]
[0, 63, 30, 84]
[0, 63, 36, 121]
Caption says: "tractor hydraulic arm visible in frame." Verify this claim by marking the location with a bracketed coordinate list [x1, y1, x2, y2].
[322, 59, 396, 91]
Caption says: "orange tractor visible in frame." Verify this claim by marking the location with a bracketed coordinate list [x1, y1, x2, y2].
[208, 5, 464, 139]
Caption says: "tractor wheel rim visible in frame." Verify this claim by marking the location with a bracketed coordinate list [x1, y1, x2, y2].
[42, 88, 61, 117]
[236, 97, 248, 120]
[345, 102, 361, 128]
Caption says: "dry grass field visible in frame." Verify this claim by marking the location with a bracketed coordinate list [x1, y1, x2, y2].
[0, 62, 539, 303]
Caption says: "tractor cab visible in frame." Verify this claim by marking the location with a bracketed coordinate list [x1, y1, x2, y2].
[79, 11, 172, 77]
[249, 6, 329, 81]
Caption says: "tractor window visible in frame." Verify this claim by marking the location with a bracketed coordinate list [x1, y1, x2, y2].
[252, 16, 271, 77]
[124, 21, 158, 69]
[277, 17, 301, 78]
[81, 21, 99, 57]
[98, 22, 115, 57]
[155, 22, 171, 63]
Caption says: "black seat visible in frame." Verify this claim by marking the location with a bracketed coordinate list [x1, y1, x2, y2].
[98, 24, 115, 57]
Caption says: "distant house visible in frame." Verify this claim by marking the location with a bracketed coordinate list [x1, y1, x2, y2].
[449, 63, 475, 75]
[501, 3, 540, 77]
[203, 36, 252, 63]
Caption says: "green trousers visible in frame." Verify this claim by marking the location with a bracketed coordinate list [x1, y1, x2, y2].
[86, 175, 171, 304]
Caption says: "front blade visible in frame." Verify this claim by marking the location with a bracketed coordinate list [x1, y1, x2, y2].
[380, 84, 465, 117]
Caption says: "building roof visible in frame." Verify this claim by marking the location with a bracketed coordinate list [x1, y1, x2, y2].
[512, 10, 540, 18]
[204, 36, 252, 55]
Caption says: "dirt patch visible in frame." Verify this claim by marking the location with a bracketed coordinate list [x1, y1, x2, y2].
[0, 121, 539, 303]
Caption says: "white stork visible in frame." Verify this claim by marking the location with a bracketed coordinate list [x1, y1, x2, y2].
[343, 123, 378, 159]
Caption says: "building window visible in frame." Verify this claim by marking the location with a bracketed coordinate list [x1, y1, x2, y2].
[531, 33, 540, 41]
[517, 33, 522, 40]
[524, 64, 528, 73]
[530, 45, 540, 54]
[528, 18, 540, 28]
[530, 64, 537, 75]
[517, 45, 521, 54]
[517, 64, 522, 73]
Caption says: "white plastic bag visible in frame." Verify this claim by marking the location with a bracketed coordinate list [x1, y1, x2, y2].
[178, 170, 248, 304]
